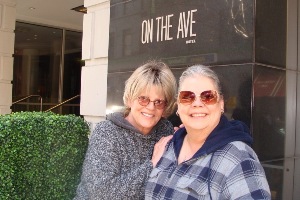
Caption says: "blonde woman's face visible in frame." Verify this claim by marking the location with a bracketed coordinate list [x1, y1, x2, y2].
[126, 86, 165, 135]
[177, 75, 224, 134]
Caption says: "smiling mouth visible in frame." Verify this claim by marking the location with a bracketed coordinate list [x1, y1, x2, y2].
[191, 113, 206, 117]
[142, 112, 154, 118]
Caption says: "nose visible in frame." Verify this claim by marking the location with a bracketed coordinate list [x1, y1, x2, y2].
[146, 101, 156, 110]
[192, 96, 205, 107]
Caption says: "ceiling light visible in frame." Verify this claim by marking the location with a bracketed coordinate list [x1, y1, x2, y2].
[71, 5, 87, 14]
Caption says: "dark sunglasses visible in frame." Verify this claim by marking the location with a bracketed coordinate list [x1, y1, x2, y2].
[179, 90, 219, 105]
[137, 96, 167, 109]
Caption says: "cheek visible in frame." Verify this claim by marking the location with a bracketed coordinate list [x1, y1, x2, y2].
[177, 105, 187, 116]
[126, 99, 133, 108]
[156, 108, 165, 117]
[210, 102, 224, 117]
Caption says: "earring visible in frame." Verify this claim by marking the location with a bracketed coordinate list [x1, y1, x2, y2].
[221, 109, 224, 114]
[176, 111, 179, 116]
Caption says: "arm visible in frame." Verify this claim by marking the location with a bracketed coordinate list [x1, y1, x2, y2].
[151, 135, 173, 167]
[74, 126, 153, 200]
[222, 159, 271, 199]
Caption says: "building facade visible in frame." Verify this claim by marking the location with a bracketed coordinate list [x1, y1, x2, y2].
[0, 0, 299, 199]
[0, 0, 15, 114]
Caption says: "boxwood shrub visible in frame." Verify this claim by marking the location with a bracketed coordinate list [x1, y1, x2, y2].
[0, 111, 90, 200]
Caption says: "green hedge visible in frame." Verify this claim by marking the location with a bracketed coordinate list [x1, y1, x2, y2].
[0, 112, 90, 200]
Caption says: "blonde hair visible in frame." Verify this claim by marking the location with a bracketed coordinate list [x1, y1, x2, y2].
[123, 60, 177, 117]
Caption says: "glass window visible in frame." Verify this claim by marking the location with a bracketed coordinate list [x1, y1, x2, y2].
[253, 65, 287, 199]
[62, 30, 83, 115]
[13, 22, 82, 115]
[13, 22, 63, 112]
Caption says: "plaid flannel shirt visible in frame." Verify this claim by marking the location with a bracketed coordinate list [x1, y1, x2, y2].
[145, 116, 271, 200]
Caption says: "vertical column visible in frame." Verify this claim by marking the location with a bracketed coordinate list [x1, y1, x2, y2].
[81, 0, 110, 130]
[293, 0, 300, 198]
[0, 0, 16, 114]
[284, 0, 297, 199]
[19, 49, 39, 96]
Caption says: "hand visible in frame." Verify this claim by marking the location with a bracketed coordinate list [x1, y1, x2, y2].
[173, 124, 184, 132]
[151, 135, 173, 168]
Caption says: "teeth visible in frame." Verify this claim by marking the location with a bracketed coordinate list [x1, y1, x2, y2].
[191, 113, 205, 117]
[142, 112, 154, 117]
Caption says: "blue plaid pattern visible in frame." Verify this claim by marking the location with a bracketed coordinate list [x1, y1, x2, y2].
[145, 141, 271, 200]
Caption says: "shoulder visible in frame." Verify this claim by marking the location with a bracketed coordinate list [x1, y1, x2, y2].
[211, 141, 260, 173]
[157, 118, 174, 132]
[225, 141, 259, 161]
[93, 120, 117, 135]
[152, 118, 174, 138]
[93, 120, 116, 131]
[90, 120, 125, 143]
[87, 120, 131, 154]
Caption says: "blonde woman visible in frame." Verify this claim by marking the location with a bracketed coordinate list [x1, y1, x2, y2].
[74, 60, 177, 200]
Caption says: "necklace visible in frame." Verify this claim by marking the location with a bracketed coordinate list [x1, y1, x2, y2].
[178, 136, 193, 163]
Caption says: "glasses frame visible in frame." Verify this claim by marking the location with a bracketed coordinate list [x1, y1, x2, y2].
[137, 96, 167, 109]
[178, 90, 219, 105]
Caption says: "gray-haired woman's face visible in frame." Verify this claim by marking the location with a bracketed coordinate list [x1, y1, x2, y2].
[177, 75, 224, 135]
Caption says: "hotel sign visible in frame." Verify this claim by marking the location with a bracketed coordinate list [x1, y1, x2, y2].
[141, 9, 197, 44]
[109, 0, 253, 72]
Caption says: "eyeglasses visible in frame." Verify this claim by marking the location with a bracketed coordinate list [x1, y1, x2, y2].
[179, 90, 219, 105]
[137, 96, 167, 109]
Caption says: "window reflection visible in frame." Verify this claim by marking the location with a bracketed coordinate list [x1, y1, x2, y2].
[13, 22, 62, 111]
[253, 65, 286, 200]
[62, 30, 83, 115]
[13, 22, 82, 115]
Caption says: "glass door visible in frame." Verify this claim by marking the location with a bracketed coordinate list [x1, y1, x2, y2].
[13, 22, 83, 115]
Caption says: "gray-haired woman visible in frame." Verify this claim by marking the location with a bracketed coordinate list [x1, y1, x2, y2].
[146, 64, 271, 200]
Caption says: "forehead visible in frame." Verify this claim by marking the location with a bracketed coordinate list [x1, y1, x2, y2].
[138, 85, 165, 98]
[180, 75, 216, 91]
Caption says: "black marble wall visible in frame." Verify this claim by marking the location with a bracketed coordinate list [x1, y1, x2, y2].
[107, 1, 292, 199]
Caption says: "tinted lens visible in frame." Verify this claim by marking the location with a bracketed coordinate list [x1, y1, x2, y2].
[137, 96, 166, 109]
[138, 96, 151, 107]
[153, 99, 166, 109]
[179, 90, 218, 105]
[179, 91, 196, 104]
[200, 90, 218, 105]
